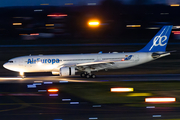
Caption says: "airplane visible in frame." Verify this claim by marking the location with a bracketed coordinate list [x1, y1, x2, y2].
[3, 25, 173, 78]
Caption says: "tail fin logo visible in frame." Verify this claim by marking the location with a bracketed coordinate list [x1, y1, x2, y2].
[149, 35, 167, 51]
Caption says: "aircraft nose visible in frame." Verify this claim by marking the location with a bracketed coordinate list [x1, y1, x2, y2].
[3, 63, 9, 69]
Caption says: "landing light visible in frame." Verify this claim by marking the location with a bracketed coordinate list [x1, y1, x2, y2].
[111, 88, 134, 92]
[88, 19, 100, 27]
[48, 88, 59, 92]
[145, 97, 176, 103]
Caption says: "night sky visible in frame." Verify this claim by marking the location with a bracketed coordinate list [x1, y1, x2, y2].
[0, 0, 178, 7]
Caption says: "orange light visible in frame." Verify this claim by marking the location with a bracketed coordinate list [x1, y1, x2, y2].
[111, 88, 134, 92]
[48, 88, 59, 92]
[145, 97, 176, 103]
[30, 33, 39, 36]
[170, 4, 179, 7]
[121, 58, 125, 61]
[126, 25, 141, 27]
[13, 23, 22, 25]
[88, 19, 100, 27]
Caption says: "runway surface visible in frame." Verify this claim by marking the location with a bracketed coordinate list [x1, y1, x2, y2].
[0, 74, 180, 83]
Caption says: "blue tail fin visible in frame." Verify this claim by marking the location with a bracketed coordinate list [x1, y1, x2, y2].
[138, 25, 173, 52]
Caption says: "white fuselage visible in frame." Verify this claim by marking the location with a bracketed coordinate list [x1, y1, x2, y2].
[3, 52, 154, 73]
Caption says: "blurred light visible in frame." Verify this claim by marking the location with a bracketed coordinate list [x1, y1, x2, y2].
[59, 81, 68, 83]
[173, 26, 180, 29]
[152, 115, 161, 117]
[70, 102, 79, 104]
[27, 84, 36, 88]
[48, 88, 59, 92]
[170, 4, 179, 6]
[160, 13, 169, 15]
[20, 71, 24, 76]
[111, 88, 134, 92]
[13, 22, 22, 25]
[47, 14, 67, 17]
[62, 99, 71, 101]
[34, 81, 43, 83]
[172, 31, 180, 34]
[45, 24, 54, 26]
[38, 90, 47, 92]
[121, 58, 125, 61]
[30, 33, 39, 36]
[145, 98, 176, 103]
[88, 19, 100, 27]
[92, 105, 101, 107]
[8, 93, 42, 96]
[37, 61, 42, 66]
[127, 93, 152, 97]
[44, 82, 53, 84]
[40, 3, 49, 5]
[146, 27, 160, 29]
[89, 117, 98, 120]
[34, 9, 43, 12]
[126, 25, 141, 27]
[49, 94, 58, 96]
[33, 83, 42, 86]
[87, 3, 96, 5]
[146, 106, 155, 108]
[19, 34, 28, 35]
[65, 3, 73, 5]
[46, 27, 55, 29]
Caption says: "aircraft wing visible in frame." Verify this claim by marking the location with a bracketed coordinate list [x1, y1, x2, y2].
[60, 55, 134, 67]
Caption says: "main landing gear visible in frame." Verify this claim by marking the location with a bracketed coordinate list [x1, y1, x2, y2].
[80, 73, 96, 78]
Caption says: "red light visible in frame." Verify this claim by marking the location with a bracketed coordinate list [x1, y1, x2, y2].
[172, 31, 180, 34]
[47, 14, 67, 17]
[121, 58, 125, 61]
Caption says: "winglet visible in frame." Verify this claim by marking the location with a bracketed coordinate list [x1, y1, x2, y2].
[138, 26, 173, 52]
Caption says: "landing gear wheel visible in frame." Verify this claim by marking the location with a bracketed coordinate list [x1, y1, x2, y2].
[86, 74, 90, 78]
[80, 73, 86, 78]
[91, 74, 96, 78]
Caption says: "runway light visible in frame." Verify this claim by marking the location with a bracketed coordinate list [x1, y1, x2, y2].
[170, 4, 179, 6]
[70, 102, 79, 104]
[49, 94, 58, 96]
[30, 33, 39, 36]
[88, 19, 100, 27]
[62, 99, 71, 101]
[13, 23, 22, 25]
[127, 93, 152, 97]
[45, 24, 54, 26]
[152, 115, 161, 117]
[110, 88, 134, 92]
[126, 25, 141, 27]
[44, 82, 53, 84]
[48, 88, 59, 92]
[47, 14, 67, 17]
[145, 97, 176, 103]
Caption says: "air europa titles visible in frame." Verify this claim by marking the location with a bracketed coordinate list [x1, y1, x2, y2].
[27, 58, 60, 64]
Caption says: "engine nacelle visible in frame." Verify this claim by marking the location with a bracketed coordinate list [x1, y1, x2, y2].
[60, 67, 75, 76]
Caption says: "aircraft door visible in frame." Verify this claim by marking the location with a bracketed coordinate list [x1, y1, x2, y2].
[133, 55, 139, 61]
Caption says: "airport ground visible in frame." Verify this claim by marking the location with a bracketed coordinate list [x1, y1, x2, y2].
[0, 40, 180, 119]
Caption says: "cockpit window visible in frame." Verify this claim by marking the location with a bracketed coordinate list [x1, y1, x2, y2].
[8, 61, 13, 63]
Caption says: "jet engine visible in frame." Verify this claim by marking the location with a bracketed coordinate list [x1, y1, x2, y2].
[59, 67, 75, 76]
